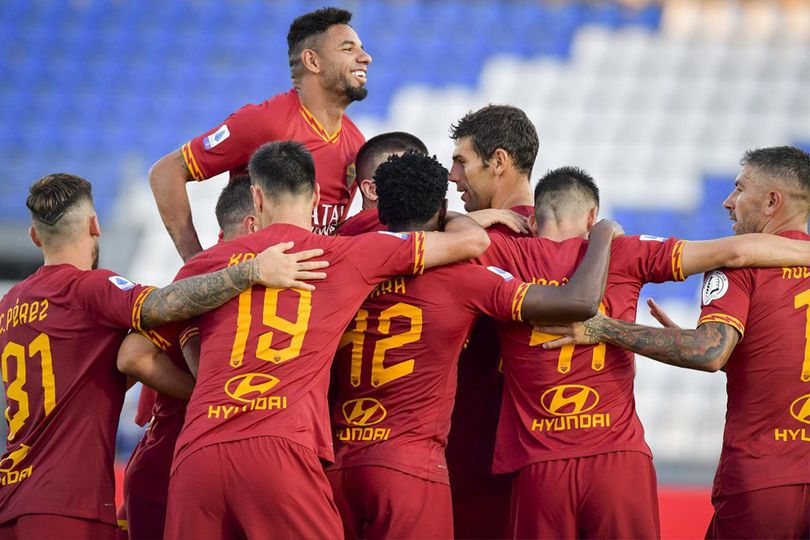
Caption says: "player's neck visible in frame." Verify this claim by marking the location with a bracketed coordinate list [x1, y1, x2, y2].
[296, 85, 346, 137]
[762, 214, 809, 236]
[491, 175, 533, 210]
[260, 207, 312, 231]
[537, 221, 588, 242]
[42, 245, 95, 271]
[361, 199, 377, 211]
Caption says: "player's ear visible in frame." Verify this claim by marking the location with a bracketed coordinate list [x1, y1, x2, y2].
[312, 183, 321, 210]
[359, 178, 377, 202]
[244, 215, 258, 234]
[765, 189, 782, 215]
[89, 214, 101, 238]
[251, 185, 264, 215]
[29, 226, 42, 248]
[301, 49, 321, 74]
[491, 148, 509, 176]
[586, 206, 599, 230]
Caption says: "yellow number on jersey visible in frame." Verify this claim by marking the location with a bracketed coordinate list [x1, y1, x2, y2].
[341, 302, 422, 388]
[230, 288, 313, 368]
[794, 289, 810, 382]
[1, 333, 56, 441]
[529, 304, 607, 374]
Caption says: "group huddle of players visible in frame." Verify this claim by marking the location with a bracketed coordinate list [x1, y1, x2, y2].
[1, 6, 809, 540]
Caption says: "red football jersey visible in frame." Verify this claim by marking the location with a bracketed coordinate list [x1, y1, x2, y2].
[181, 89, 365, 234]
[330, 263, 529, 483]
[124, 330, 195, 505]
[168, 224, 425, 472]
[479, 234, 685, 474]
[696, 230, 810, 498]
[446, 205, 534, 494]
[335, 208, 382, 237]
[0, 265, 154, 525]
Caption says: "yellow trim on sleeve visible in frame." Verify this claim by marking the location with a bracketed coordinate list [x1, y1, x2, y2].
[117, 519, 128, 531]
[412, 232, 426, 275]
[697, 313, 745, 336]
[131, 287, 157, 332]
[671, 239, 686, 282]
[511, 282, 531, 322]
[140, 329, 171, 351]
[179, 326, 200, 348]
[182, 142, 205, 181]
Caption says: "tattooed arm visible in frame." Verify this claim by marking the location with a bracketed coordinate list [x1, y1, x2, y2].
[541, 313, 740, 372]
[139, 241, 328, 329]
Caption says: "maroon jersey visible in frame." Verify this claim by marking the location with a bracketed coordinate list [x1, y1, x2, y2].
[696, 230, 810, 498]
[166, 224, 425, 472]
[181, 89, 365, 234]
[0, 265, 154, 525]
[124, 327, 196, 505]
[479, 233, 685, 474]
[447, 205, 534, 494]
[336, 208, 382, 237]
[330, 263, 529, 483]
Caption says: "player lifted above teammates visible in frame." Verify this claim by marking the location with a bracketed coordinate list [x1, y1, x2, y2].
[0, 174, 327, 540]
[541, 147, 810, 539]
[328, 151, 620, 539]
[444, 104, 538, 538]
[158, 141, 491, 539]
[487, 164, 810, 538]
[150, 7, 370, 259]
[118, 176, 260, 540]
[336, 131, 427, 236]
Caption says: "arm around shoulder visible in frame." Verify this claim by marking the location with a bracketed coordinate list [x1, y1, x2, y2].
[422, 213, 490, 269]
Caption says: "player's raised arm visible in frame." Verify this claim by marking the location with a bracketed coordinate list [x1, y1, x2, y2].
[149, 149, 202, 261]
[680, 233, 810, 277]
[117, 333, 195, 399]
[138, 242, 328, 329]
[520, 219, 621, 323]
[422, 212, 491, 268]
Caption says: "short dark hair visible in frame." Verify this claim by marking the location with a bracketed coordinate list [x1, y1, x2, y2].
[355, 132, 428, 180]
[287, 7, 353, 72]
[534, 166, 600, 215]
[450, 105, 539, 177]
[215, 175, 254, 233]
[26, 173, 93, 226]
[375, 151, 448, 229]
[741, 146, 810, 197]
[248, 141, 316, 198]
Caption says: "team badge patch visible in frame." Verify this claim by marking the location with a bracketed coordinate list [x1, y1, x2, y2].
[701, 270, 728, 305]
[203, 124, 230, 150]
[639, 235, 666, 242]
[109, 275, 136, 291]
[486, 266, 515, 281]
[378, 231, 410, 240]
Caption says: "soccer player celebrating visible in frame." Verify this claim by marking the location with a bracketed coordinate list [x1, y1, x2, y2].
[444, 104, 538, 538]
[328, 151, 621, 539]
[540, 147, 810, 539]
[150, 7, 370, 259]
[118, 176, 259, 540]
[336, 131, 428, 236]
[482, 164, 810, 538]
[160, 141, 491, 539]
[0, 174, 328, 539]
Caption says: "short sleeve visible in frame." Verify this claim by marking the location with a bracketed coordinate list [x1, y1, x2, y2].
[72, 269, 156, 330]
[696, 268, 751, 337]
[456, 264, 529, 322]
[471, 232, 522, 274]
[346, 231, 426, 284]
[181, 100, 285, 181]
[611, 235, 686, 284]
[138, 260, 205, 350]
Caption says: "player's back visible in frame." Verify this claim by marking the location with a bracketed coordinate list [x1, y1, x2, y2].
[331, 262, 526, 484]
[699, 231, 810, 497]
[0, 264, 151, 525]
[480, 233, 685, 473]
[172, 224, 424, 472]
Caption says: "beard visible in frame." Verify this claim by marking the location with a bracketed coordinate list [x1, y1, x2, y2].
[324, 65, 368, 102]
[343, 81, 368, 102]
[91, 240, 99, 270]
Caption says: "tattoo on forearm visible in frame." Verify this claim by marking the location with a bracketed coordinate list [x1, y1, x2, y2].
[140, 259, 259, 328]
[584, 317, 737, 368]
